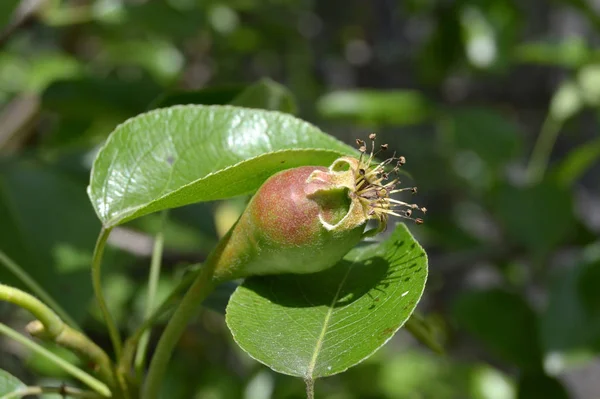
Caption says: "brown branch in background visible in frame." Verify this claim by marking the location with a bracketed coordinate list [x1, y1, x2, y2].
[0, 94, 40, 155]
[0, 0, 46, 48]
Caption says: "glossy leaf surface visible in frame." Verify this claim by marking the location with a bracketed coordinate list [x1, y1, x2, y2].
[88, 105, 356, 226]
[226, 224, 428, 378]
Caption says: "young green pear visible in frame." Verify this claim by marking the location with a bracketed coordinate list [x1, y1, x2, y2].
[210, 135, 425, 282]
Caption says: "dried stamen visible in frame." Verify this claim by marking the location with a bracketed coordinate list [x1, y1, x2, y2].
[353, 134, 426, 230]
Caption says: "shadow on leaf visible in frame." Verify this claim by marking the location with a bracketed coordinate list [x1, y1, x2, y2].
[240, 238, 424, 310]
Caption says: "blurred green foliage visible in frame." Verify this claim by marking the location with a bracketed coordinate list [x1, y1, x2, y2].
[1, 0, 600, 398]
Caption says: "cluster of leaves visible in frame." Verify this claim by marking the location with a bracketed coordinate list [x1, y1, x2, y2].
[1, 0, 600, 398]
[1, 96, 429, 398]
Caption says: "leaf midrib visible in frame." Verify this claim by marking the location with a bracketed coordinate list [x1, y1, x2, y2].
[101, 148, 350, 226]
[305, 250, 367, 378]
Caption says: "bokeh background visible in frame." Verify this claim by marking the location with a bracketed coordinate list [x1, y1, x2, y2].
[1, 0, 600, 398]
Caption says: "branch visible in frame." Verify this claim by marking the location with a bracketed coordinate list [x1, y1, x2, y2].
[0, 284, 115, 387]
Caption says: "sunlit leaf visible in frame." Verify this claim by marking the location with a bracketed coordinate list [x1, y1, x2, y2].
[549, 81, 583, 122]
[460, 7, 497, 69]
[514, 38, 590, 68]
[379, 351, 515, 399]
[470, 364, 515, 399]
[378, 351, 468, 398]
[577, 64, 600, 105]
[226, 224, 428, 378]
[317, 90, 432, 126]
[88, 105, 356, 226]
[25, 54, 83, 93]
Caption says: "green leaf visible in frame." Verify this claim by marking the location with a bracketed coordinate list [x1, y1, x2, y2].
[149, 86, 245, 109]
[0, 0, 20, 32]
[24, 54, 83, 93]
[127, 207, 218, 254]
[416, 7, 463, 83]
[0, 368, 25, 397]
[0, 52, 79, 96]
[378, 351, 516, 399]
[88, 105, 356, 226]
[404, 313, 445, 354]
[0, 159, 102, 322]
[452, 289, 543, 370]
[577, 260, 600, 317]
[513, 38, 590, 68]
[541, 260, 600, 353]
[554, 137, 600, 186]
[204, 281, 238, 315]
[226, 224, 428, 378]
[230, 78, 297, 114]
[378, 350, 469, 398]
[103, 39, 184, 84]
[27, 342, 81, 378]
[441, 107, 522, 169]
[316, 90, 432, 126]
[43, 76, 162, 119]
[470, 364, 516, 399]
[491, 182, 575, 254]
[517, 373, 569, 399]
[459, 5, 501, 69]
[123, 1, 199, 40]
[150, 79, 295, 113]
[549, 80, 583, 122]
[577, 64, 600, 106]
